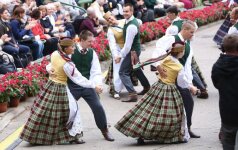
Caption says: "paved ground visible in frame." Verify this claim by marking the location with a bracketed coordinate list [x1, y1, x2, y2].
[0, 20, 223, 150]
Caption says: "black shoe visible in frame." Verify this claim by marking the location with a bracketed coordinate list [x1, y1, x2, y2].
[197, 89, 208, 99]
[137, 138, 145, 145]
[137, 87, 150, 95]
[69, 139, 85, 144]
[189, 130, 201, 138]
[101, 128, 115, 141]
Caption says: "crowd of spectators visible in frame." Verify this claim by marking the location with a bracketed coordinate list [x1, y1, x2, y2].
[0, 0, 206, 71]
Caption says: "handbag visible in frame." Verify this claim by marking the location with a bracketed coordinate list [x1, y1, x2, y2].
[12, 53, 32, 68]
[0, 53, 17, 74]
[19, 36, 35, 43]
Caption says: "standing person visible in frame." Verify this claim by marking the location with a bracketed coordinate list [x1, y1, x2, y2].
[116, 3, 150, 102]
[104, 12, 125, 99]
[165, 5, 208, 99]
[67, 30, 114, 141]
[115, 42, 195, 144]
[20, 38, 97, 145]
[155, 20, 200, 138]
[228, 7, 238, 35]
[212, 34, 238, 150]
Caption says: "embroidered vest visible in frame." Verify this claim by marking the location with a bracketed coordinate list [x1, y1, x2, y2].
[110, 20, 125, 49]
[71, 47, 93, 79]
[49, 51, 67, 84]
[123, 18, 140, 52]
[174, 35, 190, 66]
[172, 20, 184, 32]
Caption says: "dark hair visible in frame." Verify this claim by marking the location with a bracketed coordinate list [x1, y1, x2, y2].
[222, 34, 238, 52]
[79, 30, 94, 41]
[0, 7, 7, 15]
[166, 6, 179, 15]
[31, 8, 41, 20]
[12, 6, 25, 20]
[123, 3, 134, 12]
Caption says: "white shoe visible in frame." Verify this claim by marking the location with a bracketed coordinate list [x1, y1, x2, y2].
[113, 93, 120, 100]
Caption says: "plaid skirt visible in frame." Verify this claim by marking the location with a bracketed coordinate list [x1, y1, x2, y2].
[20, 80, 79, 145]
[213, 15, 232, 45]
[115, 80, 186, 143]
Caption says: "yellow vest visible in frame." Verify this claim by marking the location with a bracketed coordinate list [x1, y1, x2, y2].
[49, 51, 67, 84]
[158, 56, 183, 84]
[110, 20, 125, 49]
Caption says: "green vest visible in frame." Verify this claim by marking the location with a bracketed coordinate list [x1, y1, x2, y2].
[71, 47, 93, 79]
[172, 20, 184, 33]
[123, 18, 141, 52]
[174, 35, 190, 66]
[234, 22, 238, 30]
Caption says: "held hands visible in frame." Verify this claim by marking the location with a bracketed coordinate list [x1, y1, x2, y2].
[156, 65, 167, 78]
[114, 57, 121, 64]
[95, 85, 103, 94]
[131, 51, 139, 66]
[49, 68, 57, 78]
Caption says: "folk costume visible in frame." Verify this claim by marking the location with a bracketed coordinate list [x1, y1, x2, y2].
[20, 39, 94, 144]
[119, 15, 150, 101]
[115, 43, 190, 143]
[165, 17, 208, 97]
[67, 42, 114, 141]
[106, 18, 125, 96]
[154, 34, 201, 138]
[228, 21, 238, 35]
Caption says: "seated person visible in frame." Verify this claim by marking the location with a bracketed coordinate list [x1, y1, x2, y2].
[0, 34, 14, 63]
[44, 3, 71, 38]
[77, 7, 103, 36]
[134, 0, 155, 23]
[90, 0, 108, 25]
[31, 8, 59, 56]
[10, 6, 43, 60]
[155, 0, 184, 9]
[0, 7, 30, 58]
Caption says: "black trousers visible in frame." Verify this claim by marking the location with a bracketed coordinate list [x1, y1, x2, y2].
[68, 83, 107, 130]
[177, 86, 194, 128]
[221, 123, 238, 150]
[119, 51, 150, 93]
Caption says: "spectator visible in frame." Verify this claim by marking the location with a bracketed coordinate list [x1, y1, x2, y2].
[212, 34, 238, 150]
[0, 7, 30, 58]
[10, 6, 43, 60]
[31, 8, 59, 56]
[90, 0, 107, 25]
[0, 34, 14, 63]
[22, 0, 37, 15]
[78, 7, 103, 36]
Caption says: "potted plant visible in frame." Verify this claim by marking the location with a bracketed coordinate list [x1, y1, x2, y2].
[0, 82, 10, 113]
[7, 79, 23, 107]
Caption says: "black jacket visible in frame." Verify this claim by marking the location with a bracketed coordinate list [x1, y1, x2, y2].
[212, 54, 238, 127]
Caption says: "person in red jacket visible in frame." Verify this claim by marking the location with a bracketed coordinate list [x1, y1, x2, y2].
[31, 8, 58, 56]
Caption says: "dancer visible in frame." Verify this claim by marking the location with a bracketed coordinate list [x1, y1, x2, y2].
[115, 42, 195, 144]
[20, 38, 95, 145]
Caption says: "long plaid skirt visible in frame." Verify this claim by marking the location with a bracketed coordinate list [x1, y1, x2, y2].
[115, 80, 186, 143]
[213, 15, 231, 45]
[20, 80, 78, 145]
